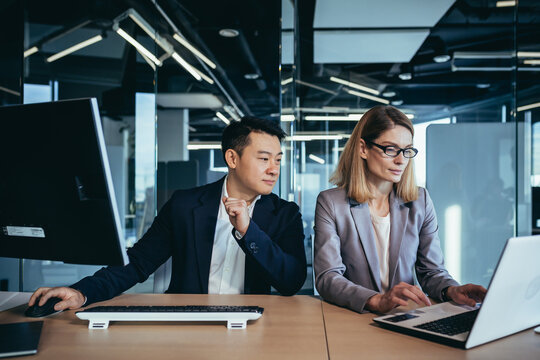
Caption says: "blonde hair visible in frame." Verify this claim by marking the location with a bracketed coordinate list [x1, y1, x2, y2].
[330, 105, 418, 203]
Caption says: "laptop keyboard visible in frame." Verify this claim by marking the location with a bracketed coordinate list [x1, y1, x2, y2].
[413, 309, 479, 336]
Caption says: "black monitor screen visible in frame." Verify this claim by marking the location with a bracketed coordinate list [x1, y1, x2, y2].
[0, 98, 128, 266]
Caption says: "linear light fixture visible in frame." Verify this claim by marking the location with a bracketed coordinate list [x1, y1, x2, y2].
[305, 114, 364, 121]
[125, 10, 208, 82]
[46, 34, 103, 63]
[524, 59, 540, 65]
[345, 89, 390, 104]
[127, 11, 172, 53]
[0, 85, 20, 96]
[223, 105, 241, 121]
[281, 115, 295, 122]
[116, 28, 162, 66]
[518, 52, 540, 58]
[309, 154, 325, 164]
[286, 134, 344, 141]
[216, 111, 230, 125]
[172, 52, 202, 81]
[281, 77, 293, 85]
[187, 142, 222, 150]
[192, 67, 214, 84]
[518, 102, 540, 112]
[296, 80, 338, 95]
[496, 1, 516, 7]
[330, 76, 380, 95]
[173, 33, 216, 69]
[24, 46, 39, 58]
[454, 51, 540, 59]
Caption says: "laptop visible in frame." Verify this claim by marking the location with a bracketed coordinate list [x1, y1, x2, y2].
[374, 235, 540, 349]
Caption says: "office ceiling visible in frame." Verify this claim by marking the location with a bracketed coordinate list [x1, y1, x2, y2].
[23, 0, 540, 142]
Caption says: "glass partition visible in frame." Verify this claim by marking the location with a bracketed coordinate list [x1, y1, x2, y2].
[0, 0, 159, 292]
[280, 0, 530, 291]
[2, 0, 535, 297]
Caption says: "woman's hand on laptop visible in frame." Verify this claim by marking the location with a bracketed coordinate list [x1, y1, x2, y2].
[28, 286, 86, 311]
[366, 282, 431, 313]
[446, 284, 487, 307]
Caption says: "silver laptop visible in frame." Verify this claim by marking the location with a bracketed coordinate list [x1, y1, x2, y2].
[374, 235, 540, 349]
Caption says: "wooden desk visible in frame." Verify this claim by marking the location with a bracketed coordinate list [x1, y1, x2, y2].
[0, 294, 327, 360]
[322, 301, 540, 360]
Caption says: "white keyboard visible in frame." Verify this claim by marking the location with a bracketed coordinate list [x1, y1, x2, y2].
[75, 305, 264, 329]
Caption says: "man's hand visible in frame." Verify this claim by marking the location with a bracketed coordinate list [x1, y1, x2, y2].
[28, 286, 85, 311]
[222, 197, 251, 236]
[446, 284, 487, 307]
[366, 282, 431, 313]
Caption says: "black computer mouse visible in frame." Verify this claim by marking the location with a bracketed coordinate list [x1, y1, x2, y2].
[25, 296, 63, 318]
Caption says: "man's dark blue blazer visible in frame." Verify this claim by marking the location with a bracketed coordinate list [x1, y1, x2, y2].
[71, 177, 307, 305]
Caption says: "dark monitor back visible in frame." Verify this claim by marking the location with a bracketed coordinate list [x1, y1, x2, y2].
[0, 98, 128, 266]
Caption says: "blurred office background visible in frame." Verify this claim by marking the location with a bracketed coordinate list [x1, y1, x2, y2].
[0, 0, 539, 295]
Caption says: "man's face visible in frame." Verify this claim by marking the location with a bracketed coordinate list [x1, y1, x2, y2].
[228, 132, 282, 197]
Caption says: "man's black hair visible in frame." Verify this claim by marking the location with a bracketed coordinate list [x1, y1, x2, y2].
[221, 116, 286, 162]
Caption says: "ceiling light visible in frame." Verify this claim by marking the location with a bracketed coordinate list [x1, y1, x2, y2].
[223, 105, 240, 121]
[281, 115, 295, 122]
[281, 77, 293, 85]
[433, 54, 451, 63]
[398, 72, 412, 80]
[524, 60, 540, 65]
[172, 52, 202, 81]
[191, 67, 214, 84]
[304, 114, 364, 121]
[309, 154, 325, 164]
[518, 52, 540, 58]
[391, 100, 403, 106]
[126, 10, 173, 54]
[345, 89, 390, 104]
[329, 76, 380, 95]
[476, 83, 491, 88]
[0, 85, 20, 96]
[116, 28, 162, 66]
[187, 142, 222, 150]
[24, 46, 38, 58]
[517, 102, 540, 112]
[173, 33, 216, 69]
[46, 34, 103, 63]
[382, 90, 396, 98]
[216, 111, 230, 125]
[286, 134, 344, 141]
[219, 29, 239, 38]
[244, 73, 260, 80]
[496, 1, 516, 7]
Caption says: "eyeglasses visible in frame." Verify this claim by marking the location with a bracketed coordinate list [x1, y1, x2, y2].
[365, 140, 418, 158]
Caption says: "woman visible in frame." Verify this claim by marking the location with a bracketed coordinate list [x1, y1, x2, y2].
[314, 105, 486, 313]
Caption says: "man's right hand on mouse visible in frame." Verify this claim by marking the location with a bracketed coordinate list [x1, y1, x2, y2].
[28, 287, 86, 311]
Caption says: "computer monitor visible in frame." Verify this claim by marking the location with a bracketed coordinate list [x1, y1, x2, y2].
[0, 98, 128, 266]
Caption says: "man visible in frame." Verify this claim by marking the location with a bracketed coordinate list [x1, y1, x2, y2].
[29, 116, 306, 310]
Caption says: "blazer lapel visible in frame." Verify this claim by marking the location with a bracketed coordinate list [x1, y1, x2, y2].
[388, 190, 409, 288]
[350, 199, 381, 292]
[192, 177, 224, 293]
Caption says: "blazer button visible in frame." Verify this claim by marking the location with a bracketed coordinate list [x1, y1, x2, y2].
[249, 242, 258, 253]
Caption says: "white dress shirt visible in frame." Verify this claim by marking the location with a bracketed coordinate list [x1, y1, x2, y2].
[370, 211, 391, 292]
[208, 176, 260, 294]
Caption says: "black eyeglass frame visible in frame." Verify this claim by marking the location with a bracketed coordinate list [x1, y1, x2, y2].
[365, 140, 418, 158]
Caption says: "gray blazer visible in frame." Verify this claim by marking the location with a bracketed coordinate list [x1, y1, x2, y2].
[314, 186, 459, 313]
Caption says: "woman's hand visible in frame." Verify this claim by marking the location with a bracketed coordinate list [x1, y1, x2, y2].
[446, 284, 487, 307]
[366, 282, 431, 313]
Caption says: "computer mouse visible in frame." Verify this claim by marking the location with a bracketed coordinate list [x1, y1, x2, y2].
[25, 296, 63, 318]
